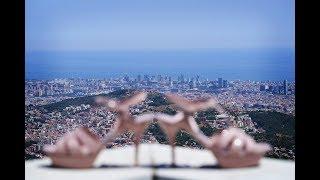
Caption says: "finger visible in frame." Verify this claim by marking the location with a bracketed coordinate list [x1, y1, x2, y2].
[95, 96, 108, 105]
[156, 112, 183, 124]
[54, 135, 70, 155]
[134, 113, 154, 124]
[227, 127, 245, 135]
[133, 130, 144, 144]
[217, 129, 237, 150]
[119, 92, 147, 108]
[165, 93, 190, 105]
[66, 133, 82, 155]
[165, 93, 192, 111]
[158, 123, 177, 145]
[95, 96, 119, 110]
[190, 98, 220, 112]
[208, 97, 226, 114]
[229, 137, 246, 157]
[43, 144, 57, 155]
[75, 128, 102, 153]
[243, 136, 256, 153]
[252, 143, 272, 155]
[228, 128, 256, 156]
[80, 146, 91, 156]
[187, 116, 201, 133]
[186, 116, 212, 148]
[107, 99, 118, 110]
[63, 133, 75, 155]
[76, 128, 98, 145]
[101, 126, 122, 145]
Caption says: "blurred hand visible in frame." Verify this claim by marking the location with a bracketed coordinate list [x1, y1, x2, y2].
[43, 127, 103, 168]
[209, 128, 271, 168]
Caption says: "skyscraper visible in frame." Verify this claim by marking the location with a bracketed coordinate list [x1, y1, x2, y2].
[123, 75, 130, 82]
[188, 80, 194, 89]
[268, 85, 273, 92]
[218, 78, 223, 88]
[157, 75, 162, 82]
[144, 75, 150, 82]
[195, 75, 200, 83]
[260, 85, 266, 91]
[137, 75, 141, 82]
[283, 80, 288, 95]
[178, 74, 184, 83]
[223, 80, 228, 88]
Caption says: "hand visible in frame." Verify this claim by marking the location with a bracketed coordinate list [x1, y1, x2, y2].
[165, 93, 224, 113]
[95, 92, 147, 112]
[209, 128, 271, 168]
[43, 127, 103, 168]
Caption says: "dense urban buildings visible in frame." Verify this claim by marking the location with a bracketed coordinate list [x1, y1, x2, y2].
[25, 75, 295, 160]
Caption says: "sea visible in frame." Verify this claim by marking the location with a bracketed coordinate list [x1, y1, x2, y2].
[25, 48, 295, 82]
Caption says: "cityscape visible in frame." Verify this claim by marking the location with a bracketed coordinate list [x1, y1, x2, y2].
[25, 1, 295, 179]
[25, 75, 295, 160]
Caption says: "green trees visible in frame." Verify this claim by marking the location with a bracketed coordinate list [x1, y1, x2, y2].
[147, 92, 171, 107]
[248, 111, 295, 160]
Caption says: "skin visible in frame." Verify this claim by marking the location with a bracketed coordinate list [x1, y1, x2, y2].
[43, 127, 104, 168]
[95, 92, 154, 166]
[206, 128, 272, 168]
[159, 93, 272, 168]
[155, 93, 219, 166]
[43, 91, 154, 168]
[43, 92, 271, 169]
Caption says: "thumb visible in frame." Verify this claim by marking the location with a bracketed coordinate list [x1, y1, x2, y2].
[253, 143, 272, 155]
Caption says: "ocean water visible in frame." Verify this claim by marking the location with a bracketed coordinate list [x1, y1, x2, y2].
[25, 49, 295, 81]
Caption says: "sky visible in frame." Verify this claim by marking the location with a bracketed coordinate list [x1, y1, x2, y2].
[25, 0, 295, 52]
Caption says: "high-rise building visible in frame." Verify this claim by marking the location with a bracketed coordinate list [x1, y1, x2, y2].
[195, 75, 200, 83]
[137, 75, 141, 82]
[144, 75, 150, 82]
[178, 74, 184, 83]
[188, 81, 194, 89]
[283, 80, 288, 95]
[223, 80, 228, 88]
[260, 85, 267, 91]
[268, 85, 274, 92]
[124, 75, 130, 82]
[218, 78, 223, 88]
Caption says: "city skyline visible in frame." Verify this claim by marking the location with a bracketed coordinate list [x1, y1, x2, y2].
[25, 75, 295, 160]
[26, 48, 295, 81]
[25, 74, 295, 83]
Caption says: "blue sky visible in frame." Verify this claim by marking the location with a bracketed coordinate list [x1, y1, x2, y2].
[26, 0, 294, 52]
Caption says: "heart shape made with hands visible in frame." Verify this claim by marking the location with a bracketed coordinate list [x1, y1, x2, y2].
[43, 91, 271, 168]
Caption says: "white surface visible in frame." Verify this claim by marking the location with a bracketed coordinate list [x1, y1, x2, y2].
[26, 144, 295, 180]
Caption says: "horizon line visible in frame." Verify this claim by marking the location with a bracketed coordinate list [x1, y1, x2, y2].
[25, 47, 295, 54]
